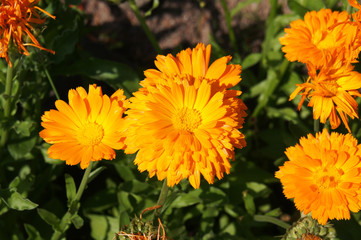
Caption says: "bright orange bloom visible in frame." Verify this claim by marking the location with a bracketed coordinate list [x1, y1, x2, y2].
[40, 84, 127, 169]
[276, 129, 361, 225]
[122, 43, 247, 189]
[349, 0, 361, 10]
[0, 0, 55, 67]
[280, 9, 360, 68]
[289, 60, 361, 132]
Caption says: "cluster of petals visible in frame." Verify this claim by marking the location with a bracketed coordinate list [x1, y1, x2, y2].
[280, 6, 361, 132]
[276, 129, 361, 225]
[289, 60, 361, 132]
[280, 8, 360, 67]
[0, 0, 55, 67]
[40, 84, 128, 169]
[121, 43, 247, 189]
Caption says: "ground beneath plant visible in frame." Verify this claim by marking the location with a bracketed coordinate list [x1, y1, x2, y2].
[81, 0, 289, 69]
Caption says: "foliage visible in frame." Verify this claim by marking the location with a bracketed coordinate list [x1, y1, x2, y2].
[0, 0, 360, 239]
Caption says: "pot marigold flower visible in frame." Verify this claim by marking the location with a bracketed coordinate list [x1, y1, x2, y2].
[280, 9, 360, 68]
[275, 129, 361, 225]
[40, 84, 127, 169]
[289, 61, 361, 132]
[0, 0, 55, 67]
[122, 43, 247, 189]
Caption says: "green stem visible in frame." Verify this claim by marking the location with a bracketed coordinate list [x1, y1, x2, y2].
[0, 60, 17, 148]
[254, 215, 291, 230]
[153, 179, 169, 219]
[220, 0, 239, 58]
[44, 68, 60, 100]
[74, 161, 93, 204]
[314, 119, 320, 133]
[51, 161, 94, 240]
[128, 0, 162, 54]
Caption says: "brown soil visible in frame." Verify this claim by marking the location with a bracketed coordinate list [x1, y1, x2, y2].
[81, 0, 287, 68]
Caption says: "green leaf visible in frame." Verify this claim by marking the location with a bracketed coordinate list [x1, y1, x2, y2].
[242, 191, 256, 215]
[171, 190, 202, 208]
[24, 224, 43, 240]
[117, 191, 133, 212]
[88, 166, 106, 184]
[0, 189, 38, 211]
[87, 214, 119, 240]
[71, 214, 84, 229]
[37, 208, 61, 232]
[7, 136, 37, 160]
[241, 53, 261, 70]
[267, 107, 299, 123]
[9, 177, 21, 190]
[65, 174, 76, 204]
[252, 69, 279, 117]
[12, 120, 35, 137]
[254, 215, 291, 229]
[230, 0, 261, 17]
[288, 0, 309, 17]
[114, 162, 135, 182]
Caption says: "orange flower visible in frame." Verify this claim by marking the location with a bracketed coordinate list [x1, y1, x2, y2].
[40, 84, 127, 169]
[0, 0, 55, 67]
[280, 9, 360, 68]
[275, 129, 361, 225]
[122, 43, 247, 189]
[289, 60, 361, 132]
[349, 0, 361, 10]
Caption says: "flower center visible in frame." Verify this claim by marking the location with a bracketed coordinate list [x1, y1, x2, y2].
[78, 122, 104, 146]
[172, 108, 202, 132]
[314, 167, 343, 191]
[319, 80, 339, 97]
[313, 30, 337, 50]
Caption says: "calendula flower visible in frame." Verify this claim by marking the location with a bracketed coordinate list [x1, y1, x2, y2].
[275, 129, 361, 225]
[40, 84, 127, 169]
[289, 61, 361, 132]
[122, 43, 247, 189]
[0, 0, 55, 67]
[280, 9, 360, 68]
[349, 0, 361, 10]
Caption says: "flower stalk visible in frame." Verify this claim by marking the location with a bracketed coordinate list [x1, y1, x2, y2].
[128, 0, 162, 54]
[44, 67, 60, 100]
[0, 58, 18, 149]
[220, 0, 239, 57]
[51, 161, 94, 240]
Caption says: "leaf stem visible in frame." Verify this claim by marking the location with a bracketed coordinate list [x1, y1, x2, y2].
[44, 67, 60, 100]
[51, 161, 94, 240]
[254, 215, 291, 229]
[128, 0, 162, 54]
[314, 119, 320, 133]
[220, 0, 240, 58]
[0, 60, 17, 148]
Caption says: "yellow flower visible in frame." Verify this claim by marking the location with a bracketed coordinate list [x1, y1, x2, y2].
[122, 43, 247, 189]
[275, 129, 361, 225]
[289, 61, 361, 132]
[40, 84, 127, 169]
[0, 0, 55, 67]
[280, 9, 360, 68]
